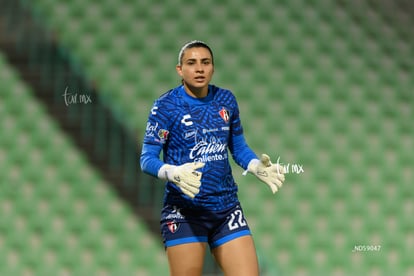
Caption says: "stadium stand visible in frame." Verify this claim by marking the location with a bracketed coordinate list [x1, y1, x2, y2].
[0, 52, 169, 275]
[1, 0, 413, 274]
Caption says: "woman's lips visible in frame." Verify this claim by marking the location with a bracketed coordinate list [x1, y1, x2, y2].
[195, 76, 205, 82]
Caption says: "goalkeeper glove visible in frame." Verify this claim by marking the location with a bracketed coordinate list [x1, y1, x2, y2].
[158, 162, 205, 198]
[243, 154, 286, 194]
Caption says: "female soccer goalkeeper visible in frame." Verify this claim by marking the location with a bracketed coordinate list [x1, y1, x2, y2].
[140, 40, 286, 276]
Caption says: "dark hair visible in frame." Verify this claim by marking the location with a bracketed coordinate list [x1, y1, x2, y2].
[178, 40, 214, 65]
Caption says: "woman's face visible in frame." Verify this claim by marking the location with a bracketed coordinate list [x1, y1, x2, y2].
[176, 47, 214, 96]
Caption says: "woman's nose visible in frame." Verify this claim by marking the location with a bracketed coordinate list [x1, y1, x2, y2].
[195, 63, 204, 72]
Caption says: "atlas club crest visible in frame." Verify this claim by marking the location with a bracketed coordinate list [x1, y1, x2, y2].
[219, 107, 229, 123]
[167, 221, 179, 233]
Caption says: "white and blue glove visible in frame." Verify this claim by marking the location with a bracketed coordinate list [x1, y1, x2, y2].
[158, 162, 205, 198]
[243, 154, 286, 194]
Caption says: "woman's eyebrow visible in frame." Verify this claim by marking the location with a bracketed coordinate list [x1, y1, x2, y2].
[185, 58, 211, 62]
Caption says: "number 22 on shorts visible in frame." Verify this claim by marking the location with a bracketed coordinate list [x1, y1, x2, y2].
[228, 209, 247, 230]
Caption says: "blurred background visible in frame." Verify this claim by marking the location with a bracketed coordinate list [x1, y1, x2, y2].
[0, 0, 413, 275]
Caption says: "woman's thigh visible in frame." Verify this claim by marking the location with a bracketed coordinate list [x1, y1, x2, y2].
[212, 235, 259, 276]
[166, 242, 207, 276]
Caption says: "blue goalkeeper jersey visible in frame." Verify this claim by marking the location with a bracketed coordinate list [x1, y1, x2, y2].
[141, 84, 257, 211]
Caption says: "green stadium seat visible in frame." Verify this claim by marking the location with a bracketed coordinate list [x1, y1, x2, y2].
[0, 50, 169, 275]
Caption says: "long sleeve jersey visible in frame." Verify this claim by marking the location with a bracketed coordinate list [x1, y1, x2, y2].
[140, 85, 257, 211]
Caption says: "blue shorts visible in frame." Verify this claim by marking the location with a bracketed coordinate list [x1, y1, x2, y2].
[160, 204, 252, 249]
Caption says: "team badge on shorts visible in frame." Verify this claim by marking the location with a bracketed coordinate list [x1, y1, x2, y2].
[167, 221, 180, 233]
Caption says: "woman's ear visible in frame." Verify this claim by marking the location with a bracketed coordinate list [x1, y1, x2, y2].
[176, 64, 183, 77]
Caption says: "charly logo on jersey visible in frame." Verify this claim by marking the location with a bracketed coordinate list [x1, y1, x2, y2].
[219, 107, 230, 123]
[181, 114, 193, 126]
[150, 105, 158, 115]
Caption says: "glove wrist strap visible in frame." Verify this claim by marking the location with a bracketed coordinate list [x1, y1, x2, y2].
[157, 164, 174, 180]
[242, 158, 260, 176]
